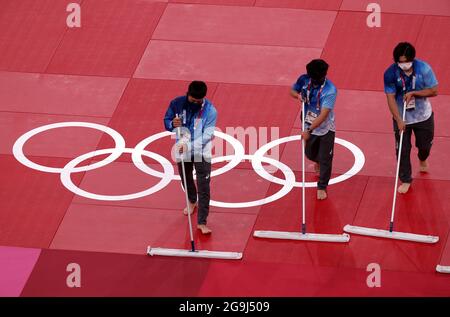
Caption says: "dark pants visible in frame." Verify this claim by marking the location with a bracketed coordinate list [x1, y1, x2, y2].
[393, 112, 434, 183]
[305, 131, 335, 190]
[177, 158, 211, 225]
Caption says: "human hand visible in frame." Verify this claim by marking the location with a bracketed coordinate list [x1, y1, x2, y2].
[173, 117, 182, 128]
[404, 92, 415, 105]
[396, 118, 406, 132]
[301, 130, 311, 141]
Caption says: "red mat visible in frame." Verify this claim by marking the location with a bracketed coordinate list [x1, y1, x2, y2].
[96, 79, 218, 155]
[0, 246, 41, 297]
[0, 72, 127, 117]
[169, 0, 255, 6]
[439, 234, 450, 267]
[200, 260, 332, 296]
[341, 0, 450, 17]
[154, 4, 336, 47]
[0, 155, 84, 248]
[308, 91, 449, 136]
[0, 112, 110, 158]
[254, 173, 367, 236]
[21, 248, 211, 296]
[0, 0, 78, 73]
[69, 157, 268, 215]
[322, 11, 424, 91]
[71, 161, 185, 209]
[1, 1, 448, 297]
[333, 131, 450, 181]
[271, 127, 450, 185]
[51, 203, 256, 255]
[294, 89, 392, 133]
[341, 177, 449, 273]
[255, 0, 343, 10]
[20, 247, 450, 296]
[279, 128, 371, 176]
[199, 259, 450, 296]
[134, 40, 322, 85]
[244, 173, 367, 266]
[416, 16, 450, 94]
[433, 95, 450, 137]
[213, 83, 299, 151]
[46, 0, 167, 77]
[314, 266, 450, 296]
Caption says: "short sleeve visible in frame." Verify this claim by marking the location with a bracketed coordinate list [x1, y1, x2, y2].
[292, 74, 308, 93]
[384, 67, 397, 94]
[422, 62, 438, 89]
[321, 91, 336, 110]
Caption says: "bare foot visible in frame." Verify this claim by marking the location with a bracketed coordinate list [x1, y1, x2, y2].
[317, 189, 327, 200]
[397, 183, 411, 194]
[419, 160, 429, 173]
[183, 202, 197, 215]
[197, 224, 212, 235]
[314, 162, 320, 174]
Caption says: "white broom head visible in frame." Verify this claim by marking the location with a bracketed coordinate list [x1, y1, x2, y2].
[147, 247, 242, 260]
[436, 265, 450, 274]
[344, 225, 439, 244]
[254, 230, 350, 243]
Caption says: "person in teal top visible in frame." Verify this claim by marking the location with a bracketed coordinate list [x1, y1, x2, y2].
[291, 59, 338, 200]
[384, 42, 439, 194]
[164, 81, 217, 234]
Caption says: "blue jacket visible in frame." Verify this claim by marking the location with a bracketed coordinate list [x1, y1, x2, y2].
[292, 75, 337, 136]
[164, 96, 217, 158]
[384, 59, 438, 124]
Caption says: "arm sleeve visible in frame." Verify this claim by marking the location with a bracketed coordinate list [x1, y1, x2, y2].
[292, 74, 308, 93]
[163, 101, 176, 132]
[321, 90, 337, 110]
[422, 63, 438, 89]
[384, 69, 397, 94]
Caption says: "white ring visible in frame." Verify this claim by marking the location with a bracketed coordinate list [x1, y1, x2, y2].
[12, 122, 126, 173]
[133, 130, 245, 180]
[61, 148, 174, 201]
[13, 122, 365, 207]
[252, 135, 365, 187]
[209, 154, 295, 208]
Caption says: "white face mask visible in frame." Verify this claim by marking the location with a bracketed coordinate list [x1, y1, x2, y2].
[398, 62, 413, 71]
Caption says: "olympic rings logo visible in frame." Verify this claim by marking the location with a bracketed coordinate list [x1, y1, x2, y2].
[12, 122, 365, 208]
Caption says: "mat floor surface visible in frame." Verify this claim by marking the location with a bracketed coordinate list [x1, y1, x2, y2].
[0, 0, 449, 297]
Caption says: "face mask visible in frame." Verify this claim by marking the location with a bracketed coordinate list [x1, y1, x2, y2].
[311, 77, 326, 87]
[186, 94, 204, 109]
[398, 62, 413, 71]
[188, 102, 202, 113]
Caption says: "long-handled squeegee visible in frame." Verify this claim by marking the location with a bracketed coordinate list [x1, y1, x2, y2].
[148, 114, 242, 259]
[254, 100, 349, 243]
[344, 101, 439, 244]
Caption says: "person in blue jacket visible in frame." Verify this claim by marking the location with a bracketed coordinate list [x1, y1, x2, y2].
[164, 81, 217, 234]
[290, 59, 338, 200]
[384, 42, 439, 194]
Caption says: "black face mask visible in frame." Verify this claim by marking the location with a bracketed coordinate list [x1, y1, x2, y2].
[189, 103, 201, 113]
[186, 94, 203, 111]
[311, 77, 326, 86]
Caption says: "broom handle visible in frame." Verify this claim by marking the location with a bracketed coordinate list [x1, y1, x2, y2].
[176, 114, 196, 251]
[390, 101, 407, 232]
[301, 100, 306, 234]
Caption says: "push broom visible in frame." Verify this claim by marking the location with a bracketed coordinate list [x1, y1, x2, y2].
[436, 265, 450, 274]
[344, 101, 439, 243]
[147, 114, 242, 259]
[254, 100, 350, 242]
